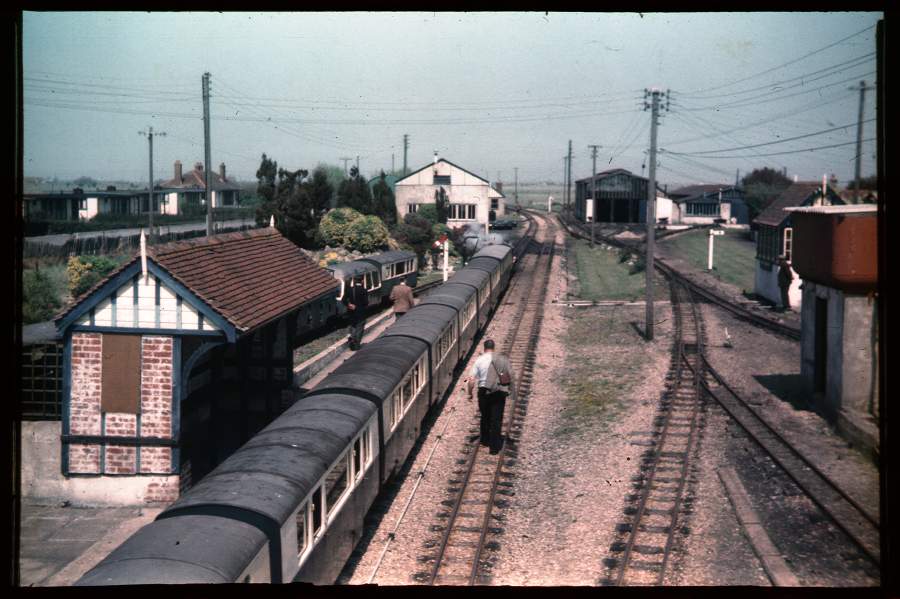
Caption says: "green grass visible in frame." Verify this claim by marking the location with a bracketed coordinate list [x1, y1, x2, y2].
[661, 229, 756, 292]
[555, 305, 654, 437]
[570, 239, 668, 302]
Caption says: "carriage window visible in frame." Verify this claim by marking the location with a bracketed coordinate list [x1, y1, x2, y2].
[402, 376, 414, 408]
[353, 437, 363, 481]
[336, 279, 345, 301]
[297, 501, 309, 558]
[324, 452, 350, 518]
[312, 486, 323, 536]
[363, 426, 373, 466]
[392, 387, 403, 428]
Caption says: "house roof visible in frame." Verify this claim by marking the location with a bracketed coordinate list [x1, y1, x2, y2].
[160, 164, 240, 191]
[574, 168, 638, 185]
[56, 228, 338, 336]
[754, 182, 841, 227]
[668, 184, 740, 200]
[396, 158, 504, 197]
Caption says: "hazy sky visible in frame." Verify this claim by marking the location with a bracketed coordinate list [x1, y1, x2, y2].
[23, 11, 882, 188]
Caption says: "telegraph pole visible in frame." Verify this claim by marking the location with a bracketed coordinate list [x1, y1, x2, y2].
[562, 157, 568, 212]
[139, 126, 166, 242]
[588, 144, 601, 248]
[643, 88, 668, 341]
[403, 134, 409, 175]
[566, 140, 573, 213]
[202, 72, 213, 237]
[849, 80, 874, 203]
[340, 157, 352, 176]
[392, 154, 395, 174]
[514, 167, 518, 206]
[356, 155, 360, 175]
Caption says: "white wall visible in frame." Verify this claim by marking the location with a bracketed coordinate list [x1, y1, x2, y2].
[754, 260, 801, 308]
[395, 160, 503, 226]
[78, 197, 99, 220]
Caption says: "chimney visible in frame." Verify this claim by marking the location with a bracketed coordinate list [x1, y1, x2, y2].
[495, 182, 503, 194]
[433, 151, 438, 167]
[194, 161, 204, 173]
[174, 160, 182, 182]
[220, 163, 226, 181]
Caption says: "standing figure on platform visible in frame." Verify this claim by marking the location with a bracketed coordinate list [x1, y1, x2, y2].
[777, 256, 793, 312]
[389, 276, 415, 320]
[344, 276, 369, 350]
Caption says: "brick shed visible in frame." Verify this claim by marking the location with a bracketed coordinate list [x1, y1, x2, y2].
[50, 227, 339, 506]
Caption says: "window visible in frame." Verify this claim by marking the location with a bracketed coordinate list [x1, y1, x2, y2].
[353, 437, 363, 481]
[686, 202, 719, 216]
[79, 199, 87, 210]
[408, 203, 418, 214]
[448, 204, 477, 220]
[324, 452, 350, 519]
[783, 228, 793, 262]
[311, 486, 323, 537]
[491, 198, 499, 210]
[434, 175, 451, 185]
[296, 501, 309, 558]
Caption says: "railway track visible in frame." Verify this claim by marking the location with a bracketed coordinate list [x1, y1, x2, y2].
[422, 213, 556, 585]
[603, 278, 708, 585]
[557, 215, 801, 341]
[686, 354, 881, 566]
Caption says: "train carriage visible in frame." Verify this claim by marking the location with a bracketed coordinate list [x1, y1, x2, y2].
[305, 336, 431, 484]
[469, 243, 514, 296]
[444, 269, 492, 329]
[358, 250, 418, 304]
[415, 284, 479, 368]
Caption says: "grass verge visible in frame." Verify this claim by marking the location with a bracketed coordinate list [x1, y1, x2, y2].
[660, 228, 756, 292]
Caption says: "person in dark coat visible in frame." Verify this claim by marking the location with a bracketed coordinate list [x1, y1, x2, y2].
[344, 276, 369, 350]
[389, 276, 415, 319]
[777, 256, 793, 312]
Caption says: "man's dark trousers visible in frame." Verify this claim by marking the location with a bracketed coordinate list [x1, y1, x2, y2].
[477, 387, 507, 451]
[779, 286, 790, 312]
[349, 316, 365, 348]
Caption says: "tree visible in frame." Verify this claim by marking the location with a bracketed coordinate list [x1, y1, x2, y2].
[416, 204, 439, 227]
[336, 166, 372, 213]
[741, 167, 793, 222]
[314, 163, 347, 205]
[371, 171, 397, 227]
[255, 153, 278, 225]
[320, 207, 363, 247]
[345, 215, 390, 252]
[392, 213, 433, 269]
[307, 166, 335, 212]
[23, 267, 62, 324]
[73, 176, 98, 189]
[434, 187, 449, 224]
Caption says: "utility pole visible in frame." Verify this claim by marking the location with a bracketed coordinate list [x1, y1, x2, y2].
[562, 157, 568, 212]
[403, 134, 409, 175]
[514, 167, 518, 206]
[643, 88, 668, 341]
[392, 153, 395, 174]
[340, 157, 352, 176]
[588, 144, 601, 248]
[849, 80, 874, 203]
[139, 126, 166, 243]
[202, 72, 213, 237]
[356, 155, 360, 175]
[566, 140, 573, 213]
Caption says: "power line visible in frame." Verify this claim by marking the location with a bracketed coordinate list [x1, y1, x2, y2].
[666, 119, 874, 156]
[666, 138, 874, 159]
[678, 52, 875, 100]
[681, 24, 875, 96]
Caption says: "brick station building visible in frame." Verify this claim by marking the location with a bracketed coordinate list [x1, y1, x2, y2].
[47, 227, 339, 506]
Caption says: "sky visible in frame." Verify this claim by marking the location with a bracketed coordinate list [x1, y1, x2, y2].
[22, 11, 883, 188]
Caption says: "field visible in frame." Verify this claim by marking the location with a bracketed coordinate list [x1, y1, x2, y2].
[569, 238, 669, 302]
[659, 228, 757, 292]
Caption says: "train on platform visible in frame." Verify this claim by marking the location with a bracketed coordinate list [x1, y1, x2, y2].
[77, 242, 516, 586]
[325, 250, 418, 315]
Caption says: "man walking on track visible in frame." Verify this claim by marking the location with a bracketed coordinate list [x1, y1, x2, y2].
[466, 339, 514, 454]
[344, 276, 369, 350]
[389, 276, 415, 320]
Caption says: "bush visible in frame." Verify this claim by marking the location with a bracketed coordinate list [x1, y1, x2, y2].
[628, 255, 646, 275]
[416, 204, 439, 227]
[319, 207, 363, 247]
[23, 268, 62, 324]
[344, 215, 390, 253]
[67, 255, 120, 298]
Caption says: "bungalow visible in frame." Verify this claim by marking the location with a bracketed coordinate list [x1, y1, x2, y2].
[159, 161, 241, 216]
[753, 181, 844, 309]
[24, 188, 164, 222]
[667, 184, 749, 225]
